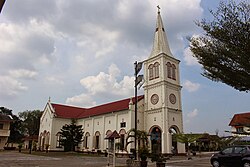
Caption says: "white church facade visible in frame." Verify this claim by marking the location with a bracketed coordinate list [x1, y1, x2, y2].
[38, 9, 185, 155]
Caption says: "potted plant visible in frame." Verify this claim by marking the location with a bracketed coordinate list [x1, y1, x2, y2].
[45, 144, 50, 153]
[150, 143, 168, 167]
[138, 146, 149, 167]
[124, 129, 150, 167]
[150, 153, 168, 167]
[18, 143, 23, 152]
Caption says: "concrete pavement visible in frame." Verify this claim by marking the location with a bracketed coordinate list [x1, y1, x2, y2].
[0, 151, 213, 167]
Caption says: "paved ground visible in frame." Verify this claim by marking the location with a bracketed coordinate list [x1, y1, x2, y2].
[0, 151, 213, 167]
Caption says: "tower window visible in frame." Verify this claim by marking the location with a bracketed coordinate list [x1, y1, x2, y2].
[167, 62, 172, 79]
[172, 64, 176, 80]
[154, 62, 160, 78]
[149, 64, 154, 80]
[149, 62, 160, 80]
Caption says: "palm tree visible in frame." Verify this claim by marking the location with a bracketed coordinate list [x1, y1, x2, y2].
[174, 133, 203, 159]
[125, 128, 149, 160]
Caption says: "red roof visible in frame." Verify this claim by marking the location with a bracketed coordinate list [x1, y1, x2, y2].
[51, 95, 144, 119]
[51, 104, 86, 119]
[229, 112, 250, 126]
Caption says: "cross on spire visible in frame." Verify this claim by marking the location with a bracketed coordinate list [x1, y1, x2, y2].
[157, 5, 160, 13]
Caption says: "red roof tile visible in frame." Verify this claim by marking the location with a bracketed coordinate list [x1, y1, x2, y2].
[229, 112, 250, 126]
[51, 95, 144, 119]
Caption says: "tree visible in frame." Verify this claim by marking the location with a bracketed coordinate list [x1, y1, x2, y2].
[59, 119, 84, 152]
[125, 128, 149, 160]
[19, 110, 42, 136]
[0, 107, 12, 115]
[7, 115, 24, 145]
[190, 0, 250, 92]
[174, 133, 203, 159]
[0, 107, 24, 145]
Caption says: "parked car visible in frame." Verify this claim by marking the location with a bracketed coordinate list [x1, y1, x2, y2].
[210, 145, 250, 167]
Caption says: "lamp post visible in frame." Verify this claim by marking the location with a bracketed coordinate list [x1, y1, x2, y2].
[134, 61, 143, 160]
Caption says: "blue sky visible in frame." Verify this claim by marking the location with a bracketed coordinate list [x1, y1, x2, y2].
[0, 0, 249, 136]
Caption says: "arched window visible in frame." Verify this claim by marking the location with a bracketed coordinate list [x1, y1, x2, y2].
[154, 62, 160, 78]
[167, 62, 172, 78]
[94, 131, 100, 149]
[119, 129, 126, 151]
[45, 132, 50, 145]
[106, 130, 113, 151]
[172, 64, 176, 80]
[148, 64, 154, 80]
[84, 132, 90, 149]
[56, 132, 62, 148]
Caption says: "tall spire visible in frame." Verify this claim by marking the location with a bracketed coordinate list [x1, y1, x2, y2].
[149, 6, 173, 58]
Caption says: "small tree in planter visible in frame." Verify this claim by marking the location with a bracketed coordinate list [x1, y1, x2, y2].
[45, 144, 50, 153]
[138, 146, 149, 167]
[125, 129, 149, 166]
[18, 143, 23, 152]
[150, 143, 168, 167]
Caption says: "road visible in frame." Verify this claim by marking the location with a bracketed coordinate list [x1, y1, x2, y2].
[0, 151, 212, 167]
[165, 157, 211, 167]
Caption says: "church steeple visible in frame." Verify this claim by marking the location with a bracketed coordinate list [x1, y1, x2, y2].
[149, 6, 173, 58]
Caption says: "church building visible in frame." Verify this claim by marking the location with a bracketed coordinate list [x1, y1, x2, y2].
[38, 8, 185, 155]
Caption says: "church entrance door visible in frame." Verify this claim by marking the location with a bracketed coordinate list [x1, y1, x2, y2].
[150, 126, 162, 154]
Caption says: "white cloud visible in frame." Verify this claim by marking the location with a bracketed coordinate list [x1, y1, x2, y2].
[80, 64, 134, 96]
[183, 80, 200, 92]
[108, 63, 121, 77]
[183, 47, 200, 66]
[9, 69, 38, 79]
[0, 76, 28, 98]
[67, 64, 134, 106]
[66, 93, 96, 108]
[45, 76, 64, 85]
[76, 24, 119, 58]
[0, 19, 57, 74]
[187, 108, 199, 118]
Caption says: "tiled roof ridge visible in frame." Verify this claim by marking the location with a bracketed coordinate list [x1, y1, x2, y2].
[88, 95, 144, 109]
[51, 95, 144, 119]
[50, 103, 87, 110]
[233, 112, 250, 116]
[51, 95, 144, 110]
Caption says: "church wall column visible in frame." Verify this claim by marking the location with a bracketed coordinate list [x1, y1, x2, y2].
[102, 116, 105, 151]
[161, 131, 169, 153]
[177, 142, 185, 154]
[166, 132, 172, 153]
[115, 113, 118, 130]
[161, 106, 166, 153]
[91, 118, 94, 150]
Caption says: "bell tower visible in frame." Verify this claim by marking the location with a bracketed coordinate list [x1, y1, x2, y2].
[143, 7, 185, 154]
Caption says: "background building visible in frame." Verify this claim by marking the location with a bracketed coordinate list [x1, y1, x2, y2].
[0, 114, 12, 150]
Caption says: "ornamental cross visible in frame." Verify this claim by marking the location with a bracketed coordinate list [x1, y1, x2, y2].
[157, 5, 160, 13]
